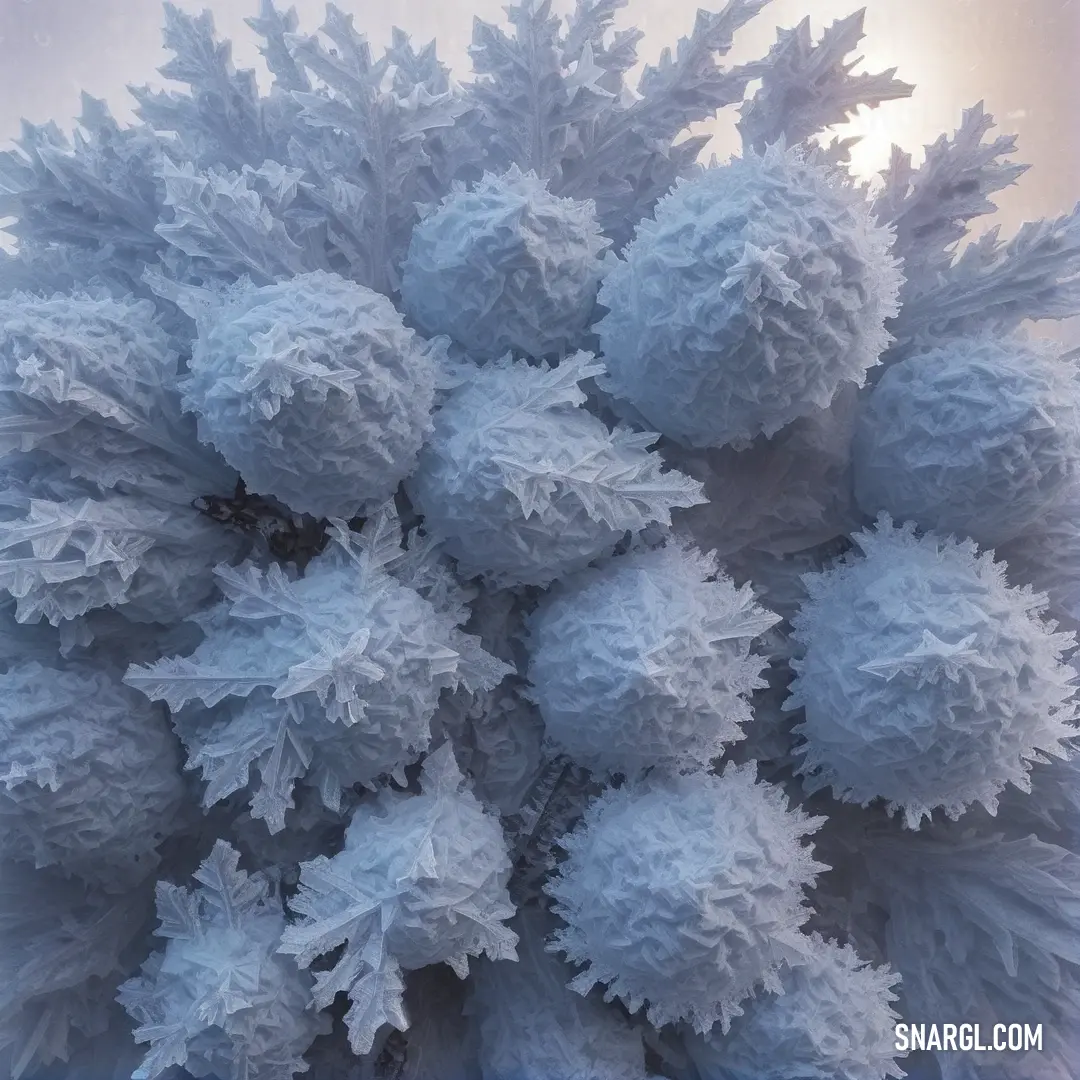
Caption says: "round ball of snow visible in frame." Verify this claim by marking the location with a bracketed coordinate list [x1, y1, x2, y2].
[682, 934, 904, 1080]
[401, 165, 609, 361]
[545, 763, 826, 1034]
[785, 515, 1079, 828]
[853, 335, 1080, 547]
[406, 352, 704, 587]
[181, 270, 444, 519]
[0, 661, 185, 888]
[525, 541, 780, 775]
[595, 143, 902, 448]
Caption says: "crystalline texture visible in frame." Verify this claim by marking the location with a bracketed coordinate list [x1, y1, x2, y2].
[401, 166, 609, 362]
[406, 351, 705, 587]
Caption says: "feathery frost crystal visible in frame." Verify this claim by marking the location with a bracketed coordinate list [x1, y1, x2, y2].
[406, 351, 705, 586]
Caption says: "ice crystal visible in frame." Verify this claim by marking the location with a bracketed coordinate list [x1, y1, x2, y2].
[180, 270, 447, 520]
[681, 933, 904, 1080]
[0, 661, 184, 890]
[406, 351, 705, 586]
[116, 840, 327, 1080]
[278, 743, 518, 1055]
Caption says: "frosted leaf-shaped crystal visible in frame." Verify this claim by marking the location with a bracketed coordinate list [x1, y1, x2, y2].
[545, 763, 827, 1034]
[406, 351, 705, 586]
[786, 516, 1080, 828]
[853, 335, 1080, 547]
[401, 166, 609, 361]
[526, 540, 780, 775]
[125, 506, 512, 827]
[181, 270, 445, 519]
[595, 142, 902, 448]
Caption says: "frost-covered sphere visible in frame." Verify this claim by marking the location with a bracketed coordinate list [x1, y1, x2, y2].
[407, 352, 704, 586]
[595, 143, 902, 448]
[786, 516, 1079, 828]
[853, 336, 1080, 547]
[279, 745, 518, 1054]
[682, 934, 904, 1080]
[526, 541, 780, 775]
[0, 661, 185, 889]
[181, 270, 444, 519]
[545, 763, 826, 1034]
[401, 165, 609, 361]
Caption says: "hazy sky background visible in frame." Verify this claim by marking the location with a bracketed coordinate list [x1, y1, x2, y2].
[0, 0, 1077, 331]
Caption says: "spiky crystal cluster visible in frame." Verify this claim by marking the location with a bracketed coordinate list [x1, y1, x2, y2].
[1, 1, 1079, 1078]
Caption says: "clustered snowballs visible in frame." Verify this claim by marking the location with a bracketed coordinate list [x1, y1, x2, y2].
[406, 351, 705, 586]
[681, 933, 904, 1080]
[786, 515, 1079, 828]
[3, 0, 1080, 1076]
[0, 661, 184, 890]
[117, 840, 329, 1080]
[545, 763, 827, 1034]
[180, 270, 447, 520]
[853, 334, 1080, 547]
[594, 142, 903, 449]
[401, 166, 610, 361]
[279, 744, 518, 1055]
[525, 540, 781, 775]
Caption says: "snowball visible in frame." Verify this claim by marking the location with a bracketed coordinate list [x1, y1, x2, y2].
[595, 141, 902, 448]
[525, 540, 780, 775]
[853, 335, 1080, 547]
[682, 933, 904, 1080]
[181, 270, 445, 519]
[786, 515, 1080, 828]
[0, 660, 185, 889]
[401, 165, 609, 361]
[406, 351, 704, 586]
[545, 763, 827, 1034]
